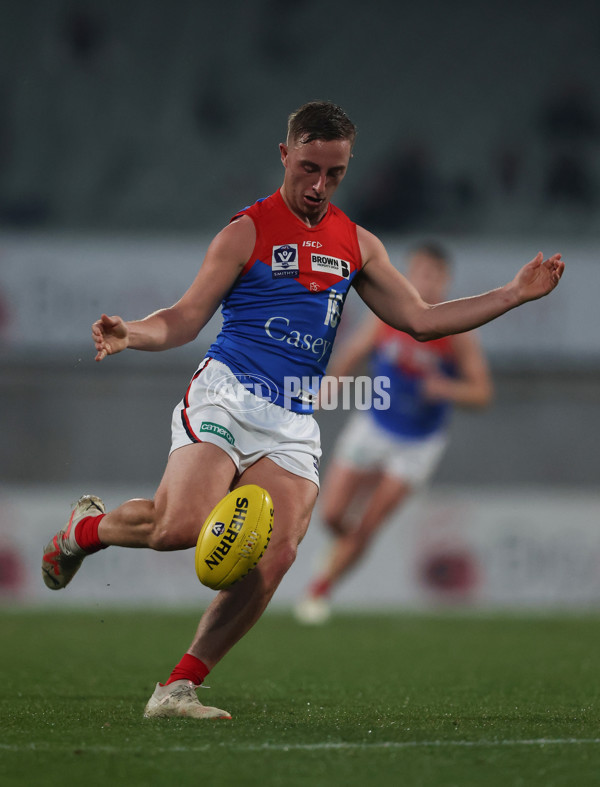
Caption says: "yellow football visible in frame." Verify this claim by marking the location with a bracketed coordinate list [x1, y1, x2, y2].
[195, 484, 274, 590]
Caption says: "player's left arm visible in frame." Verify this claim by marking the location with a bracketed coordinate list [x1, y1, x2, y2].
[353, 226, 564, 341]
[422, 331, 493, 408]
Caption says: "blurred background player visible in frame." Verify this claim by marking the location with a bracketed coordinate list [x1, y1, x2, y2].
[296, 243, 493, 624]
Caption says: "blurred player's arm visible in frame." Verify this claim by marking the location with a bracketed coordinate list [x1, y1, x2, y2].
[325, 313, 381, 379]
[353, 227, 564, 341]
[422, 331, 493, 409]
[92, 216, 255, 361]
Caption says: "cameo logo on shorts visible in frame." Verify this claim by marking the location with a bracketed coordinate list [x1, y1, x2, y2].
[206, 372, 280, 412]
[211, 522, 226, 537]
[200, 421, 235, 445]
[272, 244, 299, 278]
[311, 253, 350, 279]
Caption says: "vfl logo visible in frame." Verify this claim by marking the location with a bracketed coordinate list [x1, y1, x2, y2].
[211, 522, 226, 537]
[272, 244, 299, 278]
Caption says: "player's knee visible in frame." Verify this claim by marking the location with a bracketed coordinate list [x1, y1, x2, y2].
[351, 524, 377, 551]
[260, 540, 298, 591]
[277, 540, 298, 574]
[322, 510, 346, 536]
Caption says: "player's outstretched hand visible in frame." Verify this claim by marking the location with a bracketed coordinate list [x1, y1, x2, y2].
[92, 313, 129, 361]
[511, 252, 564, 304]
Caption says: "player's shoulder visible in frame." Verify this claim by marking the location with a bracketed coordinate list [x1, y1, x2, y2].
[354, 222, 382, 245]
[211, 212, 256, 260]
[232, 192, 279, 223]
[354, 223, 390, 269]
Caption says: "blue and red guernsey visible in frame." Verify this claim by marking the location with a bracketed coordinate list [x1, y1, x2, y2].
[370, 322, 457, 438]
[207, 190, 362, 412]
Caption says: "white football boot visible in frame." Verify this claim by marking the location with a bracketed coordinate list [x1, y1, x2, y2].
[294, 596, 332, 625]
[42, 494, 105, 590]
[143, 681, 232, 719]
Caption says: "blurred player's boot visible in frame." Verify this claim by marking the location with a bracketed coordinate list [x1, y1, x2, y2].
[143, 681, 231, 720]
[42, 494, 105, 590]
[294, 595, 332, 625]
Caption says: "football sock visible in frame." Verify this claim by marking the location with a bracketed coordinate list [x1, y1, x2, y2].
[309, 577, 332, 598]
[74, 514, 107, 553]
[165, 654, 210, 686]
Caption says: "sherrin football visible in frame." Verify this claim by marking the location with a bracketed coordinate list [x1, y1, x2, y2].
[195, 484, 274, 590]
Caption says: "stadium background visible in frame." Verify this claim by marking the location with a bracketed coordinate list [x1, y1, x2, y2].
[1, 0, 599, 609]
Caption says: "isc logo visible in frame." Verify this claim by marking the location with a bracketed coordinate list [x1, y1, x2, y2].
[272, 244, 299, 278]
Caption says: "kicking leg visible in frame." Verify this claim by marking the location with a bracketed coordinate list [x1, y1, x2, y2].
[99, 442, 237, 549]
[42, 442, 237, 589]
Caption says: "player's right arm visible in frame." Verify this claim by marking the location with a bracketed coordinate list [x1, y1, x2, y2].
[92, 216, 256, 361]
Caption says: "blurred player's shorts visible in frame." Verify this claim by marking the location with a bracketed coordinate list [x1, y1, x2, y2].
[332, 410, 447, 485]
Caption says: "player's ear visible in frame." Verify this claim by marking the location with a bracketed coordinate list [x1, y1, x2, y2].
[279, 142, 288, 167]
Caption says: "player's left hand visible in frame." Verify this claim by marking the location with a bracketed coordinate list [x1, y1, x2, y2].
[511, 252, 564, 304]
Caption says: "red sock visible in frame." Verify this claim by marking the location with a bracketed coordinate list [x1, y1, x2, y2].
[165, 654, 210, 686]
[309, 577, 332, 598]
[73, 514, 107, 554]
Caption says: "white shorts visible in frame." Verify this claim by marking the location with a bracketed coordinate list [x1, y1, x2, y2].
[170, 358, 321, 487]
[332, 410, 447, 486]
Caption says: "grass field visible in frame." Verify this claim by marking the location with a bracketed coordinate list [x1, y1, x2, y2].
[1, 608, 600, 786]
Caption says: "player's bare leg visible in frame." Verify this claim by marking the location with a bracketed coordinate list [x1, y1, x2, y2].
[146, 458, 318, 719]
[144, 453, 318, 719]
[318, 463, 377, 535]
[296, 472, 411, 623]
[42, 442, 236, 589]
[99, 442, 237, 549]
[294, 462, 373, 623]
[185, 458, 318, 669]
[322, 474, 412, 586]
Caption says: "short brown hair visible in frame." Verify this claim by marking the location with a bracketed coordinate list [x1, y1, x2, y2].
[410, 241, 453, 270]
[287, 101, 357, 147]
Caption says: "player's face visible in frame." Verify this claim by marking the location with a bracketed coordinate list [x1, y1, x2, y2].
[279, 137, 352, 226]
[407, 253, 450, 304]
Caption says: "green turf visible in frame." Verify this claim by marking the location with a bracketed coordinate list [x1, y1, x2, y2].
[1, 609, 599, 786]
